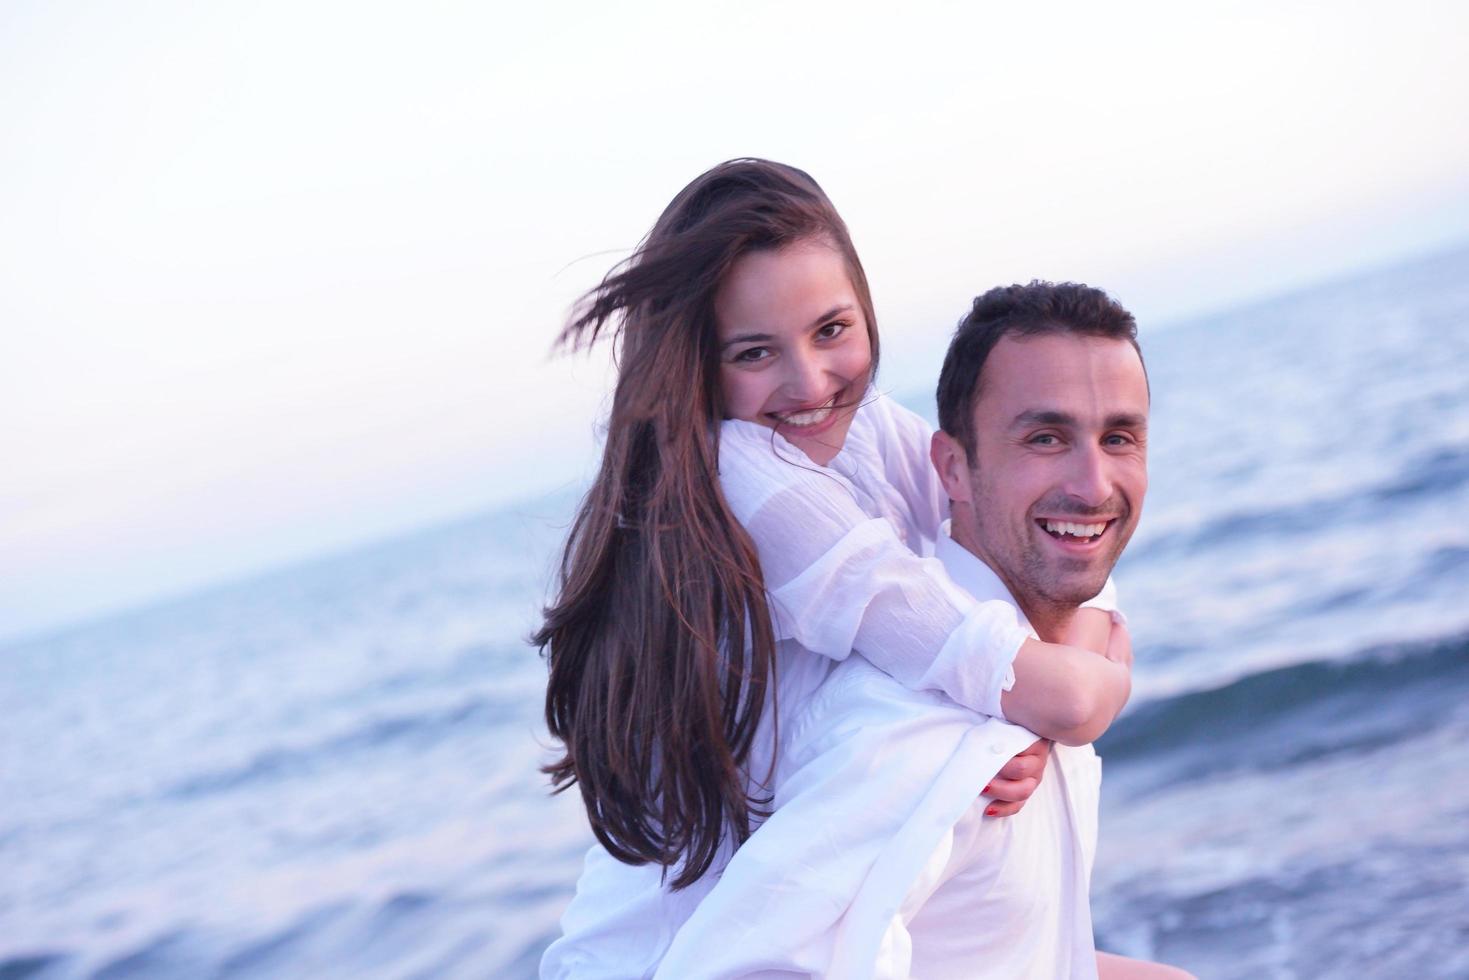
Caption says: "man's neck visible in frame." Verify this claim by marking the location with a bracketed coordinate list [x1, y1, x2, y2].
[1013, 599, 1076, 645]
[948, 523, 1078, 644]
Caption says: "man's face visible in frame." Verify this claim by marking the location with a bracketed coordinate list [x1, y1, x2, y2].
[934, 332, 1149, 612]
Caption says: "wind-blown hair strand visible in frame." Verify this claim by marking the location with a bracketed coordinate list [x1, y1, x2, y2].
[534, 159, 879, 888]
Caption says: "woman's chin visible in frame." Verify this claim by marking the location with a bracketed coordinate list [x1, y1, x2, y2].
[781, 413, 855, 465]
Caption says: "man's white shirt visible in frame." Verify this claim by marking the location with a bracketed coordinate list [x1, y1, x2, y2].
[886, 528, 1102, 979]
[543, 523, 1105, 979]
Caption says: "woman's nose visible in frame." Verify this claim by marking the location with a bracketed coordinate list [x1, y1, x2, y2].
[780, 350, 827, 402]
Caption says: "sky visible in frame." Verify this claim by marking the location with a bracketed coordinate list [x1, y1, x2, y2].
[3, 0, 1468, 643]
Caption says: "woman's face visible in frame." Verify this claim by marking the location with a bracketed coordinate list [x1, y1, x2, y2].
[713, 239, 873, 465]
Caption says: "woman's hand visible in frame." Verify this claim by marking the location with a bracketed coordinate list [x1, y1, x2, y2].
[982, 737, 1052, 817]
[1063, 606, 1114, 656]
[999, 599, 1135, 747]
[1065, 605, 1132, 668]
[1104, 616, 1133, 668]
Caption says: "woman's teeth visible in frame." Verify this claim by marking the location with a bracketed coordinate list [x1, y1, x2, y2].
[1043, 520, 1107, 539]
[777, 398, 836, 427]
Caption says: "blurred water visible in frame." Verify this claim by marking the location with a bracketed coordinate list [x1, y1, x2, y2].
[3, 244, 1468, 979]
[0, 505, 584, 978]
[1084, 245, 1469, 978]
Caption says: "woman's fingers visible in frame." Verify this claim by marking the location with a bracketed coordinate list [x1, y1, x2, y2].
[984, 798, 1024, 818]
[997, 749, 1045, 782]
[984, 774, 1040, 804]
[1105, 619, 1134, 667]
[982, 737, 1051, 817]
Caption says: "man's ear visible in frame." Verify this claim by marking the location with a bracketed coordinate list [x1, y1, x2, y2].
[930, 430, 974, 505]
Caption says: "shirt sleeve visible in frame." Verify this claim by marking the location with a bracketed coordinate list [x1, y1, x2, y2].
[718, 420, 1031, 720]
[540, 844, 707, 980]
[653, 661, 1036, 979]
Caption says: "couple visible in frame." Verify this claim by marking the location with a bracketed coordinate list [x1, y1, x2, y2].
[537, 159, 1191, 979]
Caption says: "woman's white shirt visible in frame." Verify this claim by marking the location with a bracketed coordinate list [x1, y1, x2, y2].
[540, 391, 1116, 979]
[715, 391, 1035, 721]
[647, 527, 1105, 980]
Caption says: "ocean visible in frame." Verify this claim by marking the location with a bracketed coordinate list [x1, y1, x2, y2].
[3, 244, 1468, 979]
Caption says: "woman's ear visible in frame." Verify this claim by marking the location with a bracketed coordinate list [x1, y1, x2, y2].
[930, 430, 974, 505]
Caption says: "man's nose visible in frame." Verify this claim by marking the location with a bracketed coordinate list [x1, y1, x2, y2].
[1064, 444, 1114, 508]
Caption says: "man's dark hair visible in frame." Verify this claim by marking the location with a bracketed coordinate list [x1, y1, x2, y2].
[936, 280, 1144, 454]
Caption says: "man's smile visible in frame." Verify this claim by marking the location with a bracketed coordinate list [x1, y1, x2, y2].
[1033, 517, 1118, 553]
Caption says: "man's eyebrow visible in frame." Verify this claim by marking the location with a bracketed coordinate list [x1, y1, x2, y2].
[1009, 409, 1148, 429]
[719, 304, 856, 351]
[1105, 412, 1148, 430]
[1010, 409, 1075, 428]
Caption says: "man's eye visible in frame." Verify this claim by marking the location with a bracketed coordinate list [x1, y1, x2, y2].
[1103, 434, 1132, 447]
[1030, 434, 1059, 445]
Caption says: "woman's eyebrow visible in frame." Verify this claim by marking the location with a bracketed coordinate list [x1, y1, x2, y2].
[805, 303, 855, 329]
[720, 304, 855, 351]
[720, 331, 774, 350]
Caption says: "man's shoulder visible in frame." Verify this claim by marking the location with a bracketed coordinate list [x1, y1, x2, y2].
[855, 390, 933, 450]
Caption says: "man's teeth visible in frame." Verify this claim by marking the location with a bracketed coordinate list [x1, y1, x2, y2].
[1043, 520, 1107, 539]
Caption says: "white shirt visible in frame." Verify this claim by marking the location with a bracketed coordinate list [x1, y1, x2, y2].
[714, 393, 1036, 727]
[644, 529, 1103, 980]
[541, 393, 1112, 979]
[896, 530, 1102, 980]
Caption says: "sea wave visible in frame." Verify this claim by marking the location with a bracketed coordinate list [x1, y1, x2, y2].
[162, 692, 517, 803]
[1098, 630, 1469, 791]
[0, 953, 66, 980]
[1130, 441, 1469, 562]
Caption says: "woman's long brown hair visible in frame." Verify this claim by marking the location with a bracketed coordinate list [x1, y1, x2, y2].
[534, 159, 879, 888]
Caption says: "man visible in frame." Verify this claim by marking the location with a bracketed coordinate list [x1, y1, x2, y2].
[549, 282, 1190, 978]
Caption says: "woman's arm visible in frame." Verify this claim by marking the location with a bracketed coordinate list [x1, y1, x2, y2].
[1003, 636, 1130, 746]
[871, 396, 1133, 744]
[986, 609, 1129, 815]
[1002, 607, 1131, 745]
[718, 420, 1130, 740]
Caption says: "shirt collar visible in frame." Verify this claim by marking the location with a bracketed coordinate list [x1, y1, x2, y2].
[934, 519, 1032, 634]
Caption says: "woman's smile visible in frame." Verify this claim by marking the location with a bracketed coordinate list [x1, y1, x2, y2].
[714, 239, 873, 465]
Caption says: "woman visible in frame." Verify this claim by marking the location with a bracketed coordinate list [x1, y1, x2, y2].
[537, 160, 1154, 976]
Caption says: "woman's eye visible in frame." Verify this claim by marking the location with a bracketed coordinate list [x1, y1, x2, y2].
[733, 347, 770, 364]
[815, 321, 847, 340]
